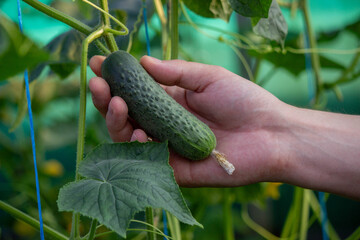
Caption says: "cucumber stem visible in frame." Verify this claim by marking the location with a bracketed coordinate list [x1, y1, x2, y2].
[99, 0, 119, 52]
[211, 150, 235, 175]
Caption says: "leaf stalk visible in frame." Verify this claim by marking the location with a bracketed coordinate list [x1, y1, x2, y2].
[0, 200, 68, 240]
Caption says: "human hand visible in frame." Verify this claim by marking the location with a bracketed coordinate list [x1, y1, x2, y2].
[89, 55, 287, 188]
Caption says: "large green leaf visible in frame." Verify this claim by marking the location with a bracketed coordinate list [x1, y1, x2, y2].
[29, 29, 85, 82]
[0, 14, 49, 81]
[251, 0, 288, 46]
[228, 0, 272, 18]
[58, 142, 201, 238]
[182, 0, 232, 21]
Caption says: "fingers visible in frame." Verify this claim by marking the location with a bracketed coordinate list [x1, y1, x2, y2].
[89, 55, 106, 77]
[89, 77, 111, 118]
[90, 55, 149, 143]
[105, 97, 149, 142]
[130, 129, 148, 142]
[140, 56, 227, 92]
[105, 97, 133, 142]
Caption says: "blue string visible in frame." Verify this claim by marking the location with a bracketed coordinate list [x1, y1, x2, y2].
[16, 1, 45, 240]
[142, 1, 168, 237]
[318, 191, 328, 240]
[162, 210, 169, 237]
[302, 11, 328, 240]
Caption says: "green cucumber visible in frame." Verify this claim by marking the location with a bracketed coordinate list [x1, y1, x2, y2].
[101, 50, 216, 161]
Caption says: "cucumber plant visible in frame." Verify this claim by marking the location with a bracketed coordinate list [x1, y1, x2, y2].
[1, 0, 360, 240]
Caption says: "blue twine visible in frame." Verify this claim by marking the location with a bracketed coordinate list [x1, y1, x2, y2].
[318, 191, 328, 240]
[302, 11, 328, 240]
[142, 1, 168, 237]
[162, 210, 169, 237]
[16, 1, 45, 240]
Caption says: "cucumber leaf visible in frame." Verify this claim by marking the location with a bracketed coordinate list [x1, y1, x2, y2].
[228, 0, 272, 18]
[0, 15, 49, 81]
[251, 0, 288, 46]
[182, 0, 213, 18]
[57, 142, 201, 238]
[29, 29, 85, 82]
[182, 0, 232, 22]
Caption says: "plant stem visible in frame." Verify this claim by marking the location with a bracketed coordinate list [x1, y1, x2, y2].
[22, 0, 110, 55]
[308, 191, 340, 240]
[72, 28, 104, 239]
[345, 225, 360, 240]
[170, 0, 179, 59]
[324, 51, 360, 89]
[166, 211, 182, 240]
[99, 0, 118, 52]
[23, 0, 92, 34]
[145, 208, 156, 240]
[0, 200, 68, 240]
[87, 219, 98, 240]
[281, 187, 303, 239]
[301, 0, 323, 105]
[223, 189, 234, 240]
[153, 0, 168, 59]
[299, 189, 310, 240]
[241, 204, 281, 240]
[154, 0, 166, 26]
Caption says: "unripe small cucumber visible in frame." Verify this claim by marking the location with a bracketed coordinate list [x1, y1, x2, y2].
[101, 50, 216, 161]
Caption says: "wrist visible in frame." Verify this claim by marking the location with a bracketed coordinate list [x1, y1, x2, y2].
[273, 104, 360, 199]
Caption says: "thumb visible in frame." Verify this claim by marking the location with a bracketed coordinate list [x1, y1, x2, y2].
[140, 56, 226, 92]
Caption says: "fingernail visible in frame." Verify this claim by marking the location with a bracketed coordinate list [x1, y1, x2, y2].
[130, 132, 137, 142]
[108, 105, 114, 117]
[147, 56, 162, 63]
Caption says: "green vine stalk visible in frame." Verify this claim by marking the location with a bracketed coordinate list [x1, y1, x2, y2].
[22, 0, 110, 55]
[223, 189, 235, 240]
[99, 0, 119, 52]
[0, 200, 68, 240]
[300, 0, 323, 105]
[146, 208, 156, 240]
[170, 0, 179, 59]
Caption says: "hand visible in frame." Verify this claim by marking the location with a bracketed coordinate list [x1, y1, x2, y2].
[89, 55, 287, 187]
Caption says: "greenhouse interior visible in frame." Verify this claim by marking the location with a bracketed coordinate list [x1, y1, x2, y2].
[0, 0, 359, 239]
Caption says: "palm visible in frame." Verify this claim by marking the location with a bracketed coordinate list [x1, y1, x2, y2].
[162, 73, 280, 187]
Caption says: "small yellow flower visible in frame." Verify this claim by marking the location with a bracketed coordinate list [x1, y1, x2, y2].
[42, 159, 64, 177]
[265, 182, 283, 200]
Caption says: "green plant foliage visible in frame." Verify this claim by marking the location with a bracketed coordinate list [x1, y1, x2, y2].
[234, 183, 266, 204]
[249, 49, 346, 76]
[209, 0, 233, 22]
[228, 0, 272, 18]
[0, 14, 49, 81]
[251, 0, 288, 46]
[30, 29, 85, 81]
[182, 0, 214, 18]
[57, 141, 201, 238]
[182, 0, 232, 22]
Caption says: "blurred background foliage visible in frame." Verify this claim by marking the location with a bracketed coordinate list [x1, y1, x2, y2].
[0, 0, 359, 239]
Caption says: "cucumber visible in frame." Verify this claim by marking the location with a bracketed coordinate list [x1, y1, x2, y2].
[101, 50, 216, 161]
